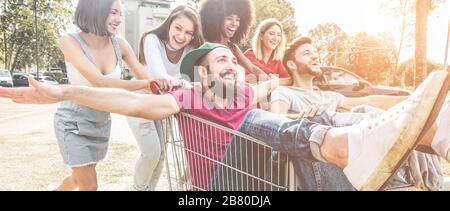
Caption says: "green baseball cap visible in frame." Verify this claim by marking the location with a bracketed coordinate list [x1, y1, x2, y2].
[180, 42, 228, 82]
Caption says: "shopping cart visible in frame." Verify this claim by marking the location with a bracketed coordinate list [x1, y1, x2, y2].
[160, 112, 294, 191]
[151, 82, 435, 191]
[150, 81, 294, 191]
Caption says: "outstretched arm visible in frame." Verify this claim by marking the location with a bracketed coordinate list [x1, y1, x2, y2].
[63, 85, 180, 120]
[231, 43, 270, 81]
[271, 100, 325, 119]
[251, 78, 292, 105]
[0, 77, 180, 120]
[340, 95, 407, 111]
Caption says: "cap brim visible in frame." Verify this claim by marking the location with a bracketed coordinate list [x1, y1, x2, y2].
[180, 44, 228, 82]
[180, 48, 212, 82]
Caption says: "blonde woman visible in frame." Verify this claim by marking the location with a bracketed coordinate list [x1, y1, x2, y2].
[244, 19, 288, 82]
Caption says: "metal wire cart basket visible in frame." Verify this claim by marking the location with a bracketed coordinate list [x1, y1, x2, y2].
[161, 112, 295, 191]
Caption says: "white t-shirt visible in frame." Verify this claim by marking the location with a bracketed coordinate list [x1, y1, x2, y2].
[143, 33, 192, 80]
[271, 86, 345, 114]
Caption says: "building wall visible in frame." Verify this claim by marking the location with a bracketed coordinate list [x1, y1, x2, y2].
[120, 0, 173, 55]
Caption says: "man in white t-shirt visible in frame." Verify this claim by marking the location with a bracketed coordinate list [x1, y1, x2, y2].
[270, 36, 449, 190]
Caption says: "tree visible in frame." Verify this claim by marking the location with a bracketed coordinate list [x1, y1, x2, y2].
[396, 58, 440, 87]
[380, 0, 444, 86]
[307, 23, 397, 83]
[415, 0, 431, 87]
[0, 0, 72, 75]
[187, 0, 200, 8]
[308, 23, 349, 67]
[346, 32, 397, 83]
[380, 0, 415, 85]
[416, 0, 445, 86]
[240, 0, 299, 51]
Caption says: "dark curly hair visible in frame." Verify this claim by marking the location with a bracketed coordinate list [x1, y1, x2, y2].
[198, 0, 254, 45]
[283, 37, 313, 75]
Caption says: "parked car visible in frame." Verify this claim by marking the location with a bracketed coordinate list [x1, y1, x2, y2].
[43, 71, 66, 84]
[13, 73, 31, 87]
[59, 77, 69, 84]
[0, 70, 13, 87]
[314, 66, 410, 97]
[40, 76, 59, 85]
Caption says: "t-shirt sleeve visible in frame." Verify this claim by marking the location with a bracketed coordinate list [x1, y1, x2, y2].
[329, 91, 345, 107]
[270, 87, 291, 105]
[169, 89, 193, 112]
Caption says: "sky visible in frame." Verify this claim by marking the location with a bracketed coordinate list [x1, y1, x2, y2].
[166, 0, 450, 64]
[70, 0, 450, 64]
[290, 0, 450, 64]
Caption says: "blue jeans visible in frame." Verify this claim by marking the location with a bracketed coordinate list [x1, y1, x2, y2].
[210, 109, 354, 191]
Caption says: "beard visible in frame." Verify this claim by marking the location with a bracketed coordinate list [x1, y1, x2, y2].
[296, 61, 322, 77]
[207, 75, 238, 100]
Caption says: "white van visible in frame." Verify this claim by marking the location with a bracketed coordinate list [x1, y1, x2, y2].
[0, 70, 13, 87]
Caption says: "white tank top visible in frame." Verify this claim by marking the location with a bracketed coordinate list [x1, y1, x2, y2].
[65, 33, 123, 86]
[66, 62, 121, 86]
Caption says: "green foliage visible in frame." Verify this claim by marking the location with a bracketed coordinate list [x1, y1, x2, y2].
[307, 23, 398, 84]
[393, 58, 442, 87]
[240, 0, 299, 51]
[308, 23, 349, 66]
[345, 32, 397, 84]
[187, 0, 200, 8]
[0, 0, 72, 74]
[380, 0, 445, 86]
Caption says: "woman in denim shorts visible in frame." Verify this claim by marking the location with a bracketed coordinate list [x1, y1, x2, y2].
[53, 0, 154, 191]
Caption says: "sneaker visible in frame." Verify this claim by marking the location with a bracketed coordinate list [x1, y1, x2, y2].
[343, 70, 449, 191]
[431, 97, 450, 161]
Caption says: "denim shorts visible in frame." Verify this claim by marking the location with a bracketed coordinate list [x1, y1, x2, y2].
[54, 101, 112, 167]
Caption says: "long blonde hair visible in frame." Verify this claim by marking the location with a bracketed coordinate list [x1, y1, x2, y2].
[251, 19, 286, 61]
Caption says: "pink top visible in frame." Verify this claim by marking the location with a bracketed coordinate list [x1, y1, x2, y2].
[170, 85, 254, 190]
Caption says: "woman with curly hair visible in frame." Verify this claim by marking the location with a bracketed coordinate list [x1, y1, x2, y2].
[198, 0, 271, 82]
